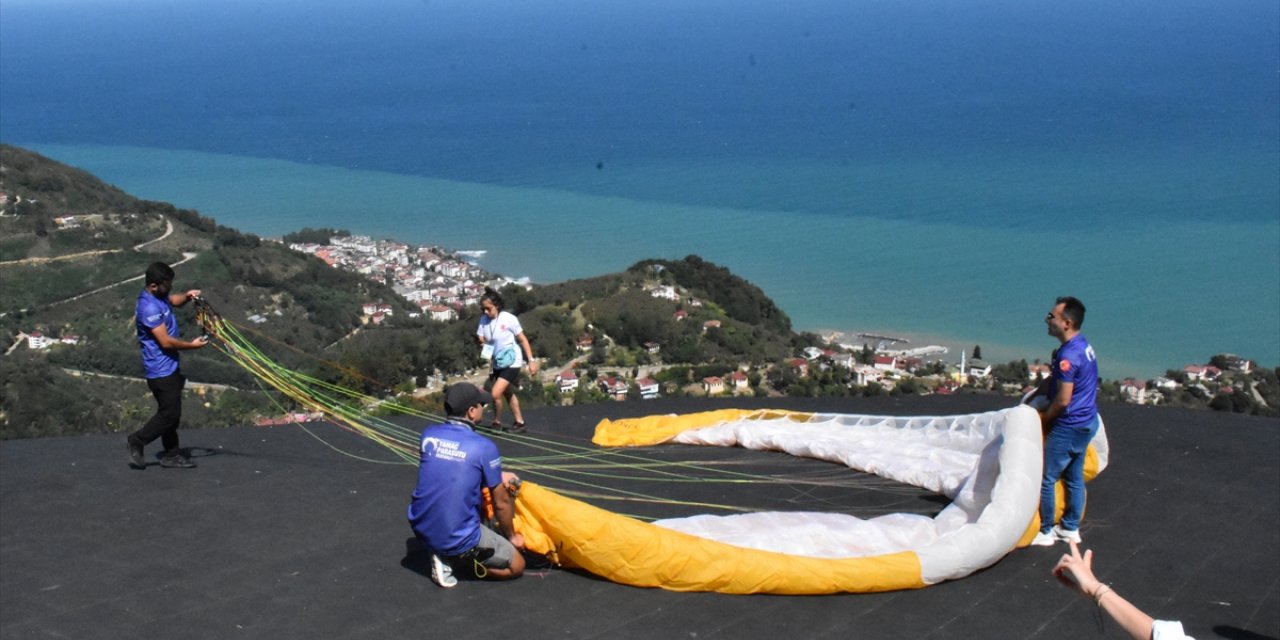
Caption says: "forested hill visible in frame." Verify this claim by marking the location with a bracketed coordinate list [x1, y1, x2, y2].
[1, 145, 420, 438]
[0, 145, 137, 214]
[0, 145, 814, 438]
[636, 256, 792, 335]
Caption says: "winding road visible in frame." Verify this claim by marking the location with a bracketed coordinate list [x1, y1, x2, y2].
[2, 216, 193, 315]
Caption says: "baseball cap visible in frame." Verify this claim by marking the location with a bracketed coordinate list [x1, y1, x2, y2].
[444, 383, 493, 416]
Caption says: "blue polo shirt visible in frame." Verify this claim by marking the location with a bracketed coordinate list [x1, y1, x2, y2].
[136, 289, 180, 379]
[407, 421, 504, 557]
[1050, 334, 1099, 429]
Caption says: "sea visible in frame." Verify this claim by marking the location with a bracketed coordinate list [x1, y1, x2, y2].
[2, 0, 1277, 379]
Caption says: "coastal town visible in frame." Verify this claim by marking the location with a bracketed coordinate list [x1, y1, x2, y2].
[280, 233, 1269, 412]
[286, 234, 511, 324]
[4, 197, 1270, 417]
[4, 166, 1270, 418]
[2, 163, 1274, 427]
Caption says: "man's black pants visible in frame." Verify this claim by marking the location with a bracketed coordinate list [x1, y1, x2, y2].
[130, 371, 186, 457]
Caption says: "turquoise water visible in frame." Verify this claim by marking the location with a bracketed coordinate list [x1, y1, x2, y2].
[30, 144, 1279, 380]
[4, 0, 1278, 379]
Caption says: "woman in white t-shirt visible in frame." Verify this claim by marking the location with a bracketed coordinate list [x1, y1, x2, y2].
[476, 287, 539, 432]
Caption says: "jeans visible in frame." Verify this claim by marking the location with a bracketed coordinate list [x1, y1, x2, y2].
[1039, 415, 1100, 532]
[130, 371, 186, 458]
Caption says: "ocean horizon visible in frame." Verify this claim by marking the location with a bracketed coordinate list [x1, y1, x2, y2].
[2, 0, 1277, 379]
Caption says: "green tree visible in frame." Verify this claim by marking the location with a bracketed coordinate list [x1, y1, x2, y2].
[282, 227, 351, 244]
[1208, 354, 1233, 370]
[858, 344, 875, 365]
[768, 366, 799, 394]
[896, 378, 922, 395]
[992, 360, 1030, 385]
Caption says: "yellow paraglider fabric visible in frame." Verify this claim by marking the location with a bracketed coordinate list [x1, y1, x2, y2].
[592, 408, 812, 447]
[591, 407, 1105, 568]
[513, 482, 926, 595]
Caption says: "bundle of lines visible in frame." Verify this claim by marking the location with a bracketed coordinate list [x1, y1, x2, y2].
[195, 297, 423, 464]
[191, 298, 853, 519]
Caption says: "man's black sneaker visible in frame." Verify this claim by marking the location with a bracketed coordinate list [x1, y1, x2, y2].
[159, 455, 196, 469]
[127, 439, 146, 469]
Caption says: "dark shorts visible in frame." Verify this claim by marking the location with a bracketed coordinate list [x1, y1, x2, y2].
[489, 367, 520, 385]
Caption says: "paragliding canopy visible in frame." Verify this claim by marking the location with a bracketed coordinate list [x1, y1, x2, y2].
[513, 405, 1108, 594]
[192, 299, 1108, 594]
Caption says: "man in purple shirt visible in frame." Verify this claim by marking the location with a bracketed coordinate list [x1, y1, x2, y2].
[1029, 296, 1100, 546]
[407, 383, 525, 587]
[127, 262, 207, 469]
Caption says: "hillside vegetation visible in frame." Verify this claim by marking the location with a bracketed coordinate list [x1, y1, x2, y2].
[0, 145, 812, 438]
[1, 145, 437, 437]
[6, 144, 1271, 438]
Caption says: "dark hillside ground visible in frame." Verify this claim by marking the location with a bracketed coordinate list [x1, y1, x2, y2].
[2, 395, 1276, 639]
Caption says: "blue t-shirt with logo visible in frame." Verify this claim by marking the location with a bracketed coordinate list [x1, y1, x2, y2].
[136, 289, 180, 379]
[407, 421, 504, 557]
[1050, 334, 1099, 429]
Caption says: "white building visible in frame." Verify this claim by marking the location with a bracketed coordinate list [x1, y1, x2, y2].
[650, 285, 679, 301]
[427, 306, 457, 322]
[636, 377, 660, 399]
[556, 370, 579, 394]
[1120, 379, 1147, 404]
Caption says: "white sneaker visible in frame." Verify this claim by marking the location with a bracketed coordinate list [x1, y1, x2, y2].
[1030, 531, 1057, 546]
[430, 554, 457, 588]
[1053, 525, 1082, 544]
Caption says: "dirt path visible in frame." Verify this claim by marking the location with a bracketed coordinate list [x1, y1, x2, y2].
[45, 251, 197, 309]
[132, 217, 174, 250]
[0, 248, 120, 266]
[0, 216, 173, 266]
[59, 367, 242, 391]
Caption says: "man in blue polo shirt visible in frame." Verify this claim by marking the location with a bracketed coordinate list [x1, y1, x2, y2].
[407, 383, 525, 587]
[1029, 296, 1100, 546]
[127, 262, 208, 469]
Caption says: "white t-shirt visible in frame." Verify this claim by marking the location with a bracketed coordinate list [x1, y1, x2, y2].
[1153, 620, 1194, 640]
[477, 310, 525, 368]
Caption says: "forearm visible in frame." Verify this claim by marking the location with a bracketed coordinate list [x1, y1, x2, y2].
[492, 489, 518, 539]
[1094, 587, 1156, 640]
[1041, 383, 1073, 428]
[158, 337, 202, 350]
[150, 320, 205, 351]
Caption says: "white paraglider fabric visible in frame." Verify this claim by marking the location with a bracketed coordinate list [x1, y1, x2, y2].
[651, 405, 1104, 584]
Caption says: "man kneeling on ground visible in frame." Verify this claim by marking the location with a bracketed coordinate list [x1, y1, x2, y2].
[407, 383, 526, 587]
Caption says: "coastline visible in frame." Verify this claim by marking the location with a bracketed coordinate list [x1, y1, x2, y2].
[19, 142, 1280, 380]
